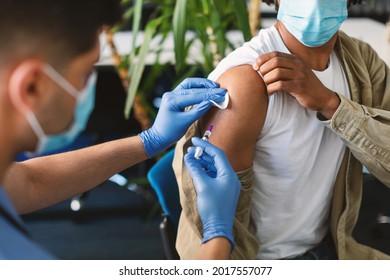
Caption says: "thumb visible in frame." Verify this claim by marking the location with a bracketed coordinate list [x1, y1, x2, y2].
[184, 100, 213, 120]
[184, 152, 207, 191]
[184, 152, 203, 178]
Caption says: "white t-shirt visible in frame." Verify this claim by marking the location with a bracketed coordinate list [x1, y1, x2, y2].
[208, 26, 350, 259]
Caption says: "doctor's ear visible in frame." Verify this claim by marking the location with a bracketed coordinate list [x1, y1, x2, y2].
[8, 60, 50, 114]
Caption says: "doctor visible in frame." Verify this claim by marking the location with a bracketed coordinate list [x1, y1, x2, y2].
[0, 0, 239, 259]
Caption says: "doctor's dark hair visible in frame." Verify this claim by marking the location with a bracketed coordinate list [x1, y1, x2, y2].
[0, 0, 122, 67]
[262, 0, 363, 11]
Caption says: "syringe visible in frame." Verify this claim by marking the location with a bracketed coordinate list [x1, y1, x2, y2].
[194, 124, 214, 159]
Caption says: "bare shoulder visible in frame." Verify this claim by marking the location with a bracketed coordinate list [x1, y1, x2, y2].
[202, 65, 268, 171]
[217, 64, 267, 105]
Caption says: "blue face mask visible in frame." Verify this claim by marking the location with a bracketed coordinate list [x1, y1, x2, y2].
[26, 64, 96, 156]
[277, 0, 348, 47]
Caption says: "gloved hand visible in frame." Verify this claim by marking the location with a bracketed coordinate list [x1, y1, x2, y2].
[139, 78, 226, 158]
[184, 137, 241, 249]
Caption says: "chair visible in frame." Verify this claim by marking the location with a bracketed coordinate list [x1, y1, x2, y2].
[353, 174, 390, 255]
[147, 149, 181, 260]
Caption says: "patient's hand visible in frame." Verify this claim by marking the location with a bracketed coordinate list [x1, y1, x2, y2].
[201, 65, 268, 171]
[253, 51, 340, 120]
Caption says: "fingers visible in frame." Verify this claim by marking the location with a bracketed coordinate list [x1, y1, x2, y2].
[184, 152, 204, 179]
[262, 68, 297, 86]
[256, 56, 297, 75]
[265, 80, 295, 95]
[187, 147, 217, 173]
[179, 100, 213, 122]
[188, 146, 215, 163]
[172, 87, 226, 97]
[190, 138, 232, 175]
[252, 51, 296, 71]
[191, 137, 222, 157]
[165, 88, 227, 111]
[251, 52, 307, 95]
[253, 52, 301, 83]
[175, 78, 219, 90]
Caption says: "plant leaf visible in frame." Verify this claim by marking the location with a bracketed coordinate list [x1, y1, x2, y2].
[125, 18, 159, 118]
[173, 0, 188, 73]
[132, 0, 144, 51]
[233, 0, 251, 41]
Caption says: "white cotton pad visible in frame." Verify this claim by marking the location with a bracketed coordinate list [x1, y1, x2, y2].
[210, 91, 229, 109]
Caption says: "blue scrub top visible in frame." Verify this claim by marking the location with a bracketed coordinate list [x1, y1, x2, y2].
[0, 186, 54, 259]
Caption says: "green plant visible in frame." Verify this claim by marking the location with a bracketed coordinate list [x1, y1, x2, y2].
[103, 0, 258, 220]
[111, 0, 253, 119]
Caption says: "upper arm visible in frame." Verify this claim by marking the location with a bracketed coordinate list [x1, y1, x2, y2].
[202, 65, 268, 171]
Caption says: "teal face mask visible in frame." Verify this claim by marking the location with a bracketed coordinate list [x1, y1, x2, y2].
[277, 0, 348, 47]
[26, 65, 96, 156]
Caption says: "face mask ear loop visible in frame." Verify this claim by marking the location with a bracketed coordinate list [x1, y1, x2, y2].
[25, 111, 47, 154]
[77, 72, 97, 101]
[42, 64, 79, 98]
[25, 111, 45, 138]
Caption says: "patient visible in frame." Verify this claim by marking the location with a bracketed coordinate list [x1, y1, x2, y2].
[173, 0, 390, 260]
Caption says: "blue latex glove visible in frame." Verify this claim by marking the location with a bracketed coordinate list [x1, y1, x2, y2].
[139, 78, 226, 158]
[184, 137, 241, 249]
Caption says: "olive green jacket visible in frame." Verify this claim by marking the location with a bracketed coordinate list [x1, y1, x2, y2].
[172, 31, 390, 259]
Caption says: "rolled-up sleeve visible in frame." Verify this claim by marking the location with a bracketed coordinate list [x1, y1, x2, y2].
[321, 94, 390, 186]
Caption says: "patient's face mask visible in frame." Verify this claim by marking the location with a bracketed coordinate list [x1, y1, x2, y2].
[277, 0, 348, 47]
[26, 64, 96, 156]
